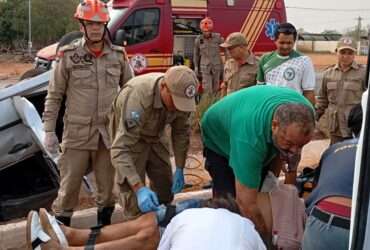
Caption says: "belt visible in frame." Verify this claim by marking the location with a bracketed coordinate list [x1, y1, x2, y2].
[311, 206, 350, 230]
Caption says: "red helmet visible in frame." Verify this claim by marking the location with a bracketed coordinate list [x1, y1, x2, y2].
[200, 17, 214, 32]
[74, 0, 110, 23]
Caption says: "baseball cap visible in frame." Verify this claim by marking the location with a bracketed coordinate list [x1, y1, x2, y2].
[337, 37, 357, 52]
[164, 66, 198, 112]
[220, 32, 248, 48]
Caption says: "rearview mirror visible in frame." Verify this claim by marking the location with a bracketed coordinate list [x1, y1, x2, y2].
[114, 29, 127, 46]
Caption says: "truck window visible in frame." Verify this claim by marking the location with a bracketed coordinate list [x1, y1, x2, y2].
[119, 8, 160, 46]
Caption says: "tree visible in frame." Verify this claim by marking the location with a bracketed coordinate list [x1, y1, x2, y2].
[0, 0, 80, 49]
[30, 0, 80, 47]
[0, 0, 27, 49]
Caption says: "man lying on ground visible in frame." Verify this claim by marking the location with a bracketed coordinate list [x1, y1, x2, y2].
[27, 181, 307, 250]
[27, 197, 264, 250]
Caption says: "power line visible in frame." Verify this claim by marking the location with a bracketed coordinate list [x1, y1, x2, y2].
[299, 17, 370, 26]
[286, 6, 370, 12]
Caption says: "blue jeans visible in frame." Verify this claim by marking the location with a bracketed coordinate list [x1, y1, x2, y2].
[302, 214, 349, 250]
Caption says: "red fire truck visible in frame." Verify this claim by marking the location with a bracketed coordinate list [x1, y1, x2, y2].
[30, 0, 286, 76]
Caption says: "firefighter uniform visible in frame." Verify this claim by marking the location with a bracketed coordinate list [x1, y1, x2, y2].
[316, 38, 366, 144]
[193, 32, 224, 94]
[109, 70, 195, 219]
[43, 37, 133, 218]
[223, 53, 258, 95]
[316, 62, 366, 144]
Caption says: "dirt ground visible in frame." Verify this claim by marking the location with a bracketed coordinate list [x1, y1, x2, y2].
[0, 53, 33, 86]
[307, 53, 368, 70]
[0, 52, 367, 85]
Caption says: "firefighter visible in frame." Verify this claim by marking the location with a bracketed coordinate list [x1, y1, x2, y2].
[193, 17, 224, 95]
[220, 32, 258, 96]
[109, 66, 198, 220]
[42, 0, 133, 226]
[316, 36, 366, 144]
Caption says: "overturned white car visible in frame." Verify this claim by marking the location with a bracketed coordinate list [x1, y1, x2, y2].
[0, 72, 59, 221]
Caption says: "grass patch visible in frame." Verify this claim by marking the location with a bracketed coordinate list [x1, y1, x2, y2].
[192, 93, 221, 132]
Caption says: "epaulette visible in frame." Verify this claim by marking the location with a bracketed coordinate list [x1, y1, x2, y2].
[110, 44, 125, 52]
[358, 63, 366, 69]
[111, 44, 129, 61]
[323, 64, 336, 71]
[58, 40, 79, 53]
[56, 40, 79, 58]
[213, 32, 221, 39]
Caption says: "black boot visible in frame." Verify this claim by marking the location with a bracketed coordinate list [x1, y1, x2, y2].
[55, 215, 71, 227]
[97, 207, 114, 226]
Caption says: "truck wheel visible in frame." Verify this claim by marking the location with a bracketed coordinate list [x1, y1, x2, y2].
[56, 31, 83, 53]
[19, 68, 47, 81]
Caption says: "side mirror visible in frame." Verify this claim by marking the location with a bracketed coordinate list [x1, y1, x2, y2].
[114, 29, 127, 46]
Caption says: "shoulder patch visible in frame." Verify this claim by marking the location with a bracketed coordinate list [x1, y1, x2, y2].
[125, 109, 142, 129]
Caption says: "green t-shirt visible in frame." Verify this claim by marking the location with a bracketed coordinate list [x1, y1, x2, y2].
[201, 85, 313, 189]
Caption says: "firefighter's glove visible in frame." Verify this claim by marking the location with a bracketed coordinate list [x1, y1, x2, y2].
[44, 132, 59, 154]
[171, 167, 185, 194]
[136, 187, 160, 213]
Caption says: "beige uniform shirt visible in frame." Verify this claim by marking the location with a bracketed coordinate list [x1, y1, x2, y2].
[109, 73, 191, 187]
[316, 61, 366, 137]
[193, 33, 224, 74]
[224, 53, 258, 95]
[43, 38, 133, 150]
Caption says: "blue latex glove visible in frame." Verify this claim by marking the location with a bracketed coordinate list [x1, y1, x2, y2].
[136, 187, 160, 213]
[171, 167, 185, 194]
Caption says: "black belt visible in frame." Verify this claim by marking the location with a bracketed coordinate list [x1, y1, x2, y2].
[311, 206, 350, 230]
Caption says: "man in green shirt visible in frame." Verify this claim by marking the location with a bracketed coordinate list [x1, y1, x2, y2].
[201, 85, 315, 236]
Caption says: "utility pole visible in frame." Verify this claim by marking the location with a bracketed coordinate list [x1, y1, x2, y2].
[28, 0, 32, 56]
[356, 16, 363, 42]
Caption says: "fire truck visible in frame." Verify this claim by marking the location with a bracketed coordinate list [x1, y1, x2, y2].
[28, 0, 286, 77]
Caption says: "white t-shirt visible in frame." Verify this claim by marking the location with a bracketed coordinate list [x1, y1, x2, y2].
[158, 208, 266, 250]
[259, 51, 316, 94]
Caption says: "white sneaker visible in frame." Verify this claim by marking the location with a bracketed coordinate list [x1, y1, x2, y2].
[26, 210, 51, 250]
[39, 208, 69, 248]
